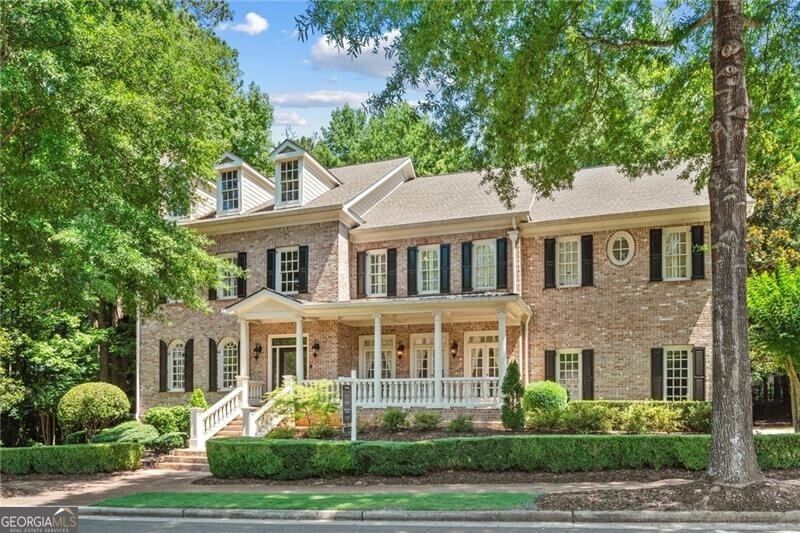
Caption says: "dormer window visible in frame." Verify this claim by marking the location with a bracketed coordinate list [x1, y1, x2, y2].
[220, 169, 240, 213]
[280, 160, 300, 204]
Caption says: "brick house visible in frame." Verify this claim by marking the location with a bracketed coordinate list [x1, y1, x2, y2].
[139, 140, 719, 444]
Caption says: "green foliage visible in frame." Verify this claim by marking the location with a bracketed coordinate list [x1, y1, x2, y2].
[170, 406, 191, 434]
[206, 434, 800, 479]
[409, 411, 442, 432]
[143, 407, 186, 435]
[447, 415, 475, 433]
[93, 421, 159, 445]
[501, 361, 525, 430]
[0, 443, 143, 475]
[320, 104, 368, 163]
[148, 432, 188, 454]
[266, 427, 295, 440]
[270, 381, 339, 426]
[523, 381, 568, 412]
[748, 262, 800, 368]
[622, 404, 681, 434]
[380, 408, 408, 432]
[56, 383, 130, 441]
[306, 423, 338, 440]
[64, 430, 87, 445]
[189, 389, 209, 409]
[230, 82, 274, 174]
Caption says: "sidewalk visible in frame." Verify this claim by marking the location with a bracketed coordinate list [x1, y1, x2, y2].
[0, 468, 695, 508]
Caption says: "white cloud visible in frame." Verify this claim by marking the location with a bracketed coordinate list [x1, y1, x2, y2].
[271, 90, 369, 108]
[274, 111, 309, 127]
[310, 30, 399, 79]
[222, 12, 269, 36]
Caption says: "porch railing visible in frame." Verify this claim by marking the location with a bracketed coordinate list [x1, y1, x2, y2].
[346, 376, 501, 408]
[248, 380, 266, 405]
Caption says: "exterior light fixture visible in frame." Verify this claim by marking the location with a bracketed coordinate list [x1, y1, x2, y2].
[450, 340, 458, 358]
[312, 341, 320, 357]
[397, 343, 405, 359]
[253, 342, 263, 361]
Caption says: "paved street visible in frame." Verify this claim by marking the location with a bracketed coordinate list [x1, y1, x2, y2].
[79, 516, 800, 532]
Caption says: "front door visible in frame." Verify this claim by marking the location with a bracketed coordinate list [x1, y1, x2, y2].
[269, 336, 307, 390]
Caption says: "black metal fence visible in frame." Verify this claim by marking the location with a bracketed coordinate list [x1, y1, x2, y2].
[752, 375, 792, 422]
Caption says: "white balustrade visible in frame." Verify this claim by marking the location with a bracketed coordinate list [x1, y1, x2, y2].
[344, 376, 500, 408]
[248, 380, 266, 405]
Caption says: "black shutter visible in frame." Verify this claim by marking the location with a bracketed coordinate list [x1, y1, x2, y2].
[208, 338, 217, 392]
[650, 229, 663, 282]
[236, 252, 247, 297]
[184, 339, 194, 392]
[691, 225, 705, 279]
[496, 238, 508, 290]
[298, 245, 309, 293]
[356, 251, 366, 298]
[461, 241, 473, 291]
[582, 349, 594, 400]
[544, 238, 556, 288]
[266, 249, 276, 290]
[159, 340, 168, 392]
[544, 350, 556, 381]
[387, 248, 397, 297]
[693, 346, 706, 401]
[581, 235, 593, 286]
[208, 287, 217, 300]
[440, 244, 451, 293]
[651, 347, 664, 400]
[407, 246, 418, 296]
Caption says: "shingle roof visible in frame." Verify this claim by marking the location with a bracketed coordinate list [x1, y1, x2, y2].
[358, 169, 534, 229]
[528, 165, 708, 223]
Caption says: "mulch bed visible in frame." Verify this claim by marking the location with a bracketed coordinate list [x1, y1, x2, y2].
[537, 476, 800, 512]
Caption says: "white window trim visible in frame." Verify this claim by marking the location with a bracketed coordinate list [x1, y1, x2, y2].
[217, 168, 241, 215]
[463, 331, 499, 377]
[218, 252, 239, 300]
[472, 239, 497, 291]
[217, 336, 239, 391]
[358, 334, 397, 378]
[417, 244, 440, 295]
[664, 344, 693, 401]
[267, 334, 309, 391]
[409, 333, 450, 378]
[167, 339, 186, 393]
[662, 226, 692, 281]
[275, 246, 300, 295]
[607, 231, 635, 266]
[556, 348, 582, 401]
[275, 158, 303, 209]
[366, 249, 388, 297]
[555, 236, 582, 288]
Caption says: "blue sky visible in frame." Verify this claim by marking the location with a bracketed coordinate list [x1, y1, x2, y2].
[215, 1, 399, 140]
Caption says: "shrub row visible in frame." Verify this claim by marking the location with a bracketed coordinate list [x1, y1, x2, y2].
[206, 433, 800, 479]
[0, 443, 143, 475]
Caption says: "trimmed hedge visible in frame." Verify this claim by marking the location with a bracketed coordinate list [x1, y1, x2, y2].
[93, 421, 159, 445]
[0, 443, 143, 475]
[206, 434, 800, 479]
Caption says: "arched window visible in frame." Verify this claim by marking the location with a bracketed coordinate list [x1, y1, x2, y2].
[218, 337, 239, 390]
[167, 340, 186, 392]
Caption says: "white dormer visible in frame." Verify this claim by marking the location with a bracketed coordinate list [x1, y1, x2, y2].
[215, 153, 275, 216]
[270, 139, 342, 209]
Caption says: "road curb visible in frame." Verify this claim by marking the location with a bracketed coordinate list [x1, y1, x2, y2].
[80, 506, 800, 523]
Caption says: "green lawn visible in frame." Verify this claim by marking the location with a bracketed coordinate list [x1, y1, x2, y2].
[93, 491, 536, 511]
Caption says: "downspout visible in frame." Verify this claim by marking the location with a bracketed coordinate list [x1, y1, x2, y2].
[135, 305, 141, 421]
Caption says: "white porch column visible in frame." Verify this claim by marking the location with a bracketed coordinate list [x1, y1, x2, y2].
[507, 229, 519, 294]
[373, 313, 382, 403]
[433, 311, 443, 405]
[497, 310, 507, 386]
[239, 319, 249, 407]
[295, 317, 304, 382]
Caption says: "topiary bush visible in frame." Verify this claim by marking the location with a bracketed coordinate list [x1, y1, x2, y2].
[523, 381, 568, 413]
[93, 421, 159, 445]
[148, 432, 188, 454]
[57, 382, 130, 441]
[448, 415, 475, 433]
[380, 408, 408, 432]
[189, 388, 208, 409]
[266, 427, 295, 439]
[64, 430, 87, 445]
[410, 411, 441, 432]
[501, 360, 525, 430]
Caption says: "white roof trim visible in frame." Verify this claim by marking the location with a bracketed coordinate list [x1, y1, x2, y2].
[343, 158, 414, 213]
[270, 139, 342, 186]
[216, 152, 275, 192]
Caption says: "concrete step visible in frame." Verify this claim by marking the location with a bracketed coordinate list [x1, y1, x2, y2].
[155, 462, 209, 472]
[169, 449, 208, 458]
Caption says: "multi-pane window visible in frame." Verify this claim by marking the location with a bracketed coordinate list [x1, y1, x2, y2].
[663, 229, 690, 280]
[557, 350, 581, 400]
[219, 338, 239, 390]
[410, 334, 449, 378]
[607, 231, 634, 266]
[280, 160, 300, 204]
[556, 238, 580, 287]
[219, 255, 238, 299]
[220, 170, 239, 212]
[367, 251, 387, 297]
[359, 336, 395, 378]
[466, 333, 499, 397]
[418, 245, 440, 294]
[473, 240, 496, 291]
[665, 346, 691, 400]
[168, 341, 185, 392]
[277, 247, 300, 293]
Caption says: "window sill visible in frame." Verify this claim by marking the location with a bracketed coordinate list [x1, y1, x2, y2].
[663, 277, 691, 282]
[166, 389, 185, 394]
[218, 295, 238, 301]
[556, 284, 581, 289]
[218, 210, 241, 217]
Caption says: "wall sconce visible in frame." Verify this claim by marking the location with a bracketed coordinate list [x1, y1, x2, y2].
[312, 341, 320, 358]
[450, 340, 458, 358]
[396, 343, 405, 360]
[253, 342, 262, 361]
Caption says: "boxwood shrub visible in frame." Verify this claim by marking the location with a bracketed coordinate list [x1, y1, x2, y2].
[206, 434, 800, 479]
[0, 443, 143, 475]
[92, 421, 159, 445]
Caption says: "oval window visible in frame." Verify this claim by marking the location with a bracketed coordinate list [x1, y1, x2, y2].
[607, 231, 635, 266]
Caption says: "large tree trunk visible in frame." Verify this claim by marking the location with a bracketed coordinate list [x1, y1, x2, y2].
[707, 0, 762, 485]
[787, 358, 800, 433]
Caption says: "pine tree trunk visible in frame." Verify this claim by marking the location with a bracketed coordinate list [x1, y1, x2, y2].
[786, 357, 800, 433]
[707, 0, 762, 485]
